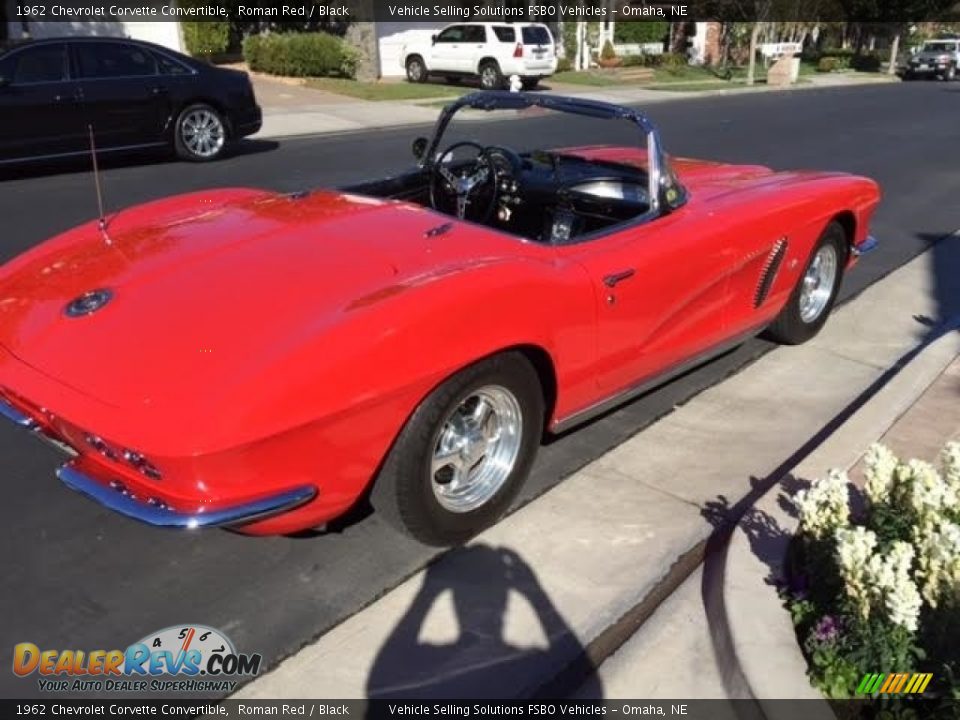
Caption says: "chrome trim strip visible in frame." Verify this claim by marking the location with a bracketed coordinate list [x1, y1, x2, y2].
[0, 141, 168, 166]
[551, 324, 766, 434]
[0, 398, 37, 428]
[57, 462, 317, 529]
[852, 235, 879, 257]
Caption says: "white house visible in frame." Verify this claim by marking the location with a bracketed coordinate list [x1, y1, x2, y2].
[2, 11, 185, 53]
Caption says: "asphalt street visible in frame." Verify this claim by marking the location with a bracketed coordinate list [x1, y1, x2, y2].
[2, 81, 959, 699]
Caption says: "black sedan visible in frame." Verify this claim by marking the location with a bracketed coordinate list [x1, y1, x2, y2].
[0, 37, 262, 164]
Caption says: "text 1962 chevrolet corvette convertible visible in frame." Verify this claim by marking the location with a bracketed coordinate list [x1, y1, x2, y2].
[0, 92, 880, 545]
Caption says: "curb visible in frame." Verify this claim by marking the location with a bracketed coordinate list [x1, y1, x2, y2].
[721, 326, 960, 714]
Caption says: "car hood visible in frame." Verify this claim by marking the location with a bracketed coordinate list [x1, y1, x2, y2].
[0, 188, 506, 411]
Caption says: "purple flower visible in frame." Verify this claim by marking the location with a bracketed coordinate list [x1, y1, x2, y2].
[811, 615, 842, 643]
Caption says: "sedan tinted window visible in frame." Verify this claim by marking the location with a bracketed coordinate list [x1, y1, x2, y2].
[2, 45, 67, 83]
[154, 52, 192, 75]
[75, 42, 157, 79]
[493, 27, 516, 43]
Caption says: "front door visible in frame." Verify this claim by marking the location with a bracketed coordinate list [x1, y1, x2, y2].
[565, 209, 735, 394]
[431, 25, 467, 73]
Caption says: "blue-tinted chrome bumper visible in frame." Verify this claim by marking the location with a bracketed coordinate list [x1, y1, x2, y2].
[852, 234, 878, 257]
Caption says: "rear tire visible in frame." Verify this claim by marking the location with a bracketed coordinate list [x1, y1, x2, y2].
[406, 55, 428, 83]
[174, 103, 227, 162]
[479, 61, 504, 90]
[372, 352, 544, 546]
[765, 221, 846, 345]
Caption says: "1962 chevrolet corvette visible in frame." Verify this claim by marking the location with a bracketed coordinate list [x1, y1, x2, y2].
[0, 92, 880, 545]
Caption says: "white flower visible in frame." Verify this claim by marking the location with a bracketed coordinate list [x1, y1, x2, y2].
[795, 470, 851, 539]
[864, 443, 898, 504]
[915, 518, 960, 608]
[941, 441, 960, 493]
[864, 541, 922, 632]
[894, 459, 958, 524]
[835, 526, 877, 619]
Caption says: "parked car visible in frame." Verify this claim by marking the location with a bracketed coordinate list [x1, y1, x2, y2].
[904, 39, 960, 80]
[0, 37, 261, 165]
[402, 22, 557, 90]
[0, 92, 880, 546]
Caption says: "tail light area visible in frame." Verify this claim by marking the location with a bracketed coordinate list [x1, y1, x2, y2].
[514, 42, 523, 58]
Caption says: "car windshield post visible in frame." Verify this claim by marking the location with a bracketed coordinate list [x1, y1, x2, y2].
[421, 91, 676, 216]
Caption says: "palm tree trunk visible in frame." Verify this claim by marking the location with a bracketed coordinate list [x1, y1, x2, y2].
[746, 22, 761, 86]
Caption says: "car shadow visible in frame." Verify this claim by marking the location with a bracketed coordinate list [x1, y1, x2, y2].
[365, 543, 603, 700]
[0, 138, 279, 182]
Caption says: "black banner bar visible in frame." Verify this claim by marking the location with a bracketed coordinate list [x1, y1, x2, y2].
[1, 699, 958, 720]
[6, 0, 960, 23]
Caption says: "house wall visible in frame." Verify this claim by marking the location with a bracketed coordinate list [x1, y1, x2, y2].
[5, 19, 183, 52]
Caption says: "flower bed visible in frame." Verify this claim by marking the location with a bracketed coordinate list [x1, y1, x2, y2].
[785, 441, 960, 706]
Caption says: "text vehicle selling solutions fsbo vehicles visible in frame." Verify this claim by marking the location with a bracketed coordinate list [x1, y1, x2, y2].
[0, 92, 880, 546]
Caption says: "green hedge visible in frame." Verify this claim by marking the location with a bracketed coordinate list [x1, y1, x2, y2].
[243, 32, 357, 79]
[614, 21, 668, 45]
[182, 22, 229, 56]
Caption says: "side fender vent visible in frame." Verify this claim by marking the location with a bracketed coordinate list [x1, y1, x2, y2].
[754, 237, 788, 308]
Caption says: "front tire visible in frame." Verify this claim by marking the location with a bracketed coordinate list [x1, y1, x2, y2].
[372, 352, 544, 546]
[406, 55, 428, 83]
[765, 221, 846, 345]
[944, 65, 956, 81]
[479, 61, 504, 90]
[174, 103, 227, 162]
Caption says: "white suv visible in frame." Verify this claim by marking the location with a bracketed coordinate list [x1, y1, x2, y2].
[402, 23, 557, 90]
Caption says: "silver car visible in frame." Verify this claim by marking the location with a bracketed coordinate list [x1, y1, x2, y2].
[905, 39, 960, 80]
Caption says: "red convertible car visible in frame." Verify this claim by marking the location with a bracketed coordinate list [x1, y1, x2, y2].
[0, 92, 880, 545]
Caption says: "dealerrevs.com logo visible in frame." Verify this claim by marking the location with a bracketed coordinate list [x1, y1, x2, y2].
[13, 624, 262, 693]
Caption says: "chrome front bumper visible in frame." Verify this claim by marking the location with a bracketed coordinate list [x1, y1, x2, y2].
[852, 234, 878, 257]
[1, 397, 316, 529]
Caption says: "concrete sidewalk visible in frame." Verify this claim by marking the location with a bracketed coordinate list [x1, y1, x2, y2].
[252, 71, 899, 140]
[233, 235, 960, 700]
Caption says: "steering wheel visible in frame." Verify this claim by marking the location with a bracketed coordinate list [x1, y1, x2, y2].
[429, 141, 501, 223]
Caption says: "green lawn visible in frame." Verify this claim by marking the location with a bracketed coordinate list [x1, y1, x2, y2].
[304, 77, 469, 101]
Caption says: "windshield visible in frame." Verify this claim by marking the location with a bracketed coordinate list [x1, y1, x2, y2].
[923, 42, 957, 52]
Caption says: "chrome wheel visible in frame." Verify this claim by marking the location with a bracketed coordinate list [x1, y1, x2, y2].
[180, 108, 225, 159]
[480, 65, 499, 89]
[430, 385, 523, 514]
[799, 244, 838, 323]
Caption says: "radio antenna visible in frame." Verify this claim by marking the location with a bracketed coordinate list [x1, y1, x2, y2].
[87, 124, 112, 246]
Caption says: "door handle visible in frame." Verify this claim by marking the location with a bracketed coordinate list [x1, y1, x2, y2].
[603, 269, 636, 287]
[150, 86, 168, 96]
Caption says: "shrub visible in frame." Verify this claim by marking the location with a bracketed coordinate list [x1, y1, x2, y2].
[182, 22, 229, 57]
[600, 39, 617, 61]
[556, 56, 573, 72]
[817, 56, 838, 72]
[242, 31, 357, 79]
[851, 52, 882, 72]
[622, 53, 645, 67]
[659, 52, 688, 68]
[785, 442, 960, 699]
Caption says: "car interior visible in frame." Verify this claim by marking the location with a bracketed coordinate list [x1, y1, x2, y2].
[345, 140, 655, 245]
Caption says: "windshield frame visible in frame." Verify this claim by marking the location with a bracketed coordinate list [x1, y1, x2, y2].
[420, 91, 687, 221]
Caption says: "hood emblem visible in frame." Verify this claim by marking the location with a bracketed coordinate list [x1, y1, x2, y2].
[64, 289, 113, 318]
